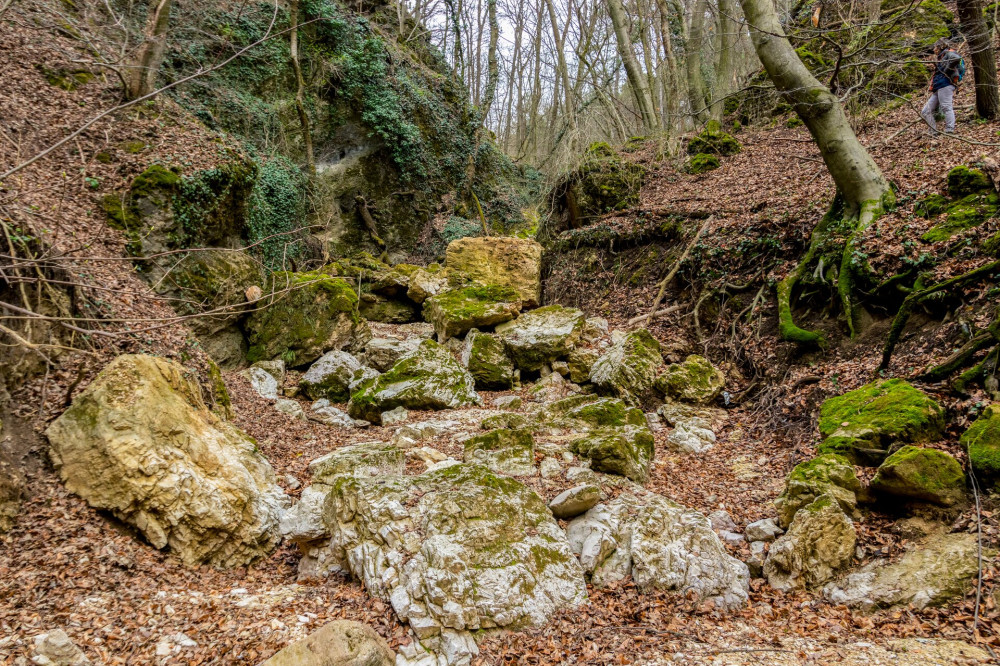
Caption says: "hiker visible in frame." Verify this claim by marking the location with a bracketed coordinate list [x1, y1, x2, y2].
[920, 39, 964, 134]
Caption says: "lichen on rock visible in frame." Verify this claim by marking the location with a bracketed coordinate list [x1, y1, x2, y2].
[463, 428, 536, 476]
[589, 329, 663, 407]
[774, 454, 861, 528]
[653, 354, 725, 405]
[423, 284, 521, 341]
[764, 494, 856, 591]
[570, 425, 654, 483]
[496, 305, 586, 372]
[445, 237, 544, 308]
[461, 329, 515, 389]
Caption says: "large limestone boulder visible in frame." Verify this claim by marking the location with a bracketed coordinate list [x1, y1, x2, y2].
[462, 428, 535, 476]
[764, 494, 856, 591]
[361, 337, 421, 372]
[461, 329, 515, 389]
[423, 284, 521, 340]
[871, 446, 966, 507]
[566, 492, 749, 609]
[654, 354, 725, 404]
[962, 404, 1000, 483]
[322, 464, 587, 663]
[496, 305, 586, 372]
[569, 426, 654, 483]
[347, 339, 479, 424]
[445, 237, 543, 308]
[245, 272, 370, 366]
[261, 620, 395, 666]
[300, 351, 376, 402]
[774, 454, 861, 528]
[45, 355, 287, 567]
[589, 329, 663, 407]
[817, 379, 945, 465]
[823, 532, 982, 610]
[359, 292, 420, 324]
[407, 267, 450, 304]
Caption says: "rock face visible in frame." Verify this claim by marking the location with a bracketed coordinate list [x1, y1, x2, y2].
[774, 454, 861, 528]
[589, 329, 663, 407]
[423, 284, 522, 341]
[764, 494, 856, 591]
[245, 272, 370, 366]
[300, 351, 375, 402]
[461, 329, 515, 389]
[463, 428, 535, 476]
[495, 305, 585, 372]
[962, 404, 1000, 482]
[359, 293, 420, 324]
[566, 493, 750, 609]
[823, 532, 981, 610]
[348, 340, 479, 424]
[322, 464, 587, 663]
[870, 446, 966, 507]
[816, 379, 945, 464]
[261, 621, 395, 666]
[45, 355, 287, 568]
[654, 355, 725, 404]
[445, 237, 544, 308]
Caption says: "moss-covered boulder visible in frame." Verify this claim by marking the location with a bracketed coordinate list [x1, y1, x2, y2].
[688, 153, 720, 174]
[570, 425, 655, 483]
[308, 441, 405, 483]
[774, 454, 861, 528]
[461, 329, 515, 389]
[551, 396, 648, 429]
[816, 379, 945, 465]
[245, 272, 369, 366]
[569, 143, 648, 217]
[496, 305, 586, 372]
[463, 428, 536, 476]
[687, 121, 741, 156]
[917, 165, 999, 242]
[299, 350, 376, 402]
[445, 237, 544, 308]
[962, 404, 1000, 483]
[423, 284, 521, 340]
[870, 446, 965, 507]
[654, 354, 725, 405]
[588, 329, 663, 407]
[347, 339, 479, 424]
[358, 293, 420, 323]
[567, 347, 599, 384]
[948, 165, 994, 198]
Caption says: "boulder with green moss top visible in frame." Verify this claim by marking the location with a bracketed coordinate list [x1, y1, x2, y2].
[816, 379, 945, 465]
[309, 442, 406, 483]
[358, 293, 420, 324]
[962, 404, 1000, 482]
[481, 412, 534, 431]
[917, 165, 999, 242]
[589, 329, 663, 407]
[654, 354, 725, 405]
[317, 464, 587, 662]
[369, 263, 420, 297]
[245, 272, 370, 366]
[461, 329, 515, 389]
[764, 494, 856, 591]
[299, 351, 377, 402]
[871, 446, 965, 507]
[555, 396, 648, 429]
[948, 165, 994, 198]
[688, 153, 720, 174]
[774, 454, 861, 528]
[564, 143, 648, 218]
[445, 237, 544, 308]
[463, 428, 536, 476]
[423, 284, 521, 341]
[496, 305, 586, 372]
[687, 121, 741, 156]
[347, 339, 479, 424]
[570, 425, 654, 483]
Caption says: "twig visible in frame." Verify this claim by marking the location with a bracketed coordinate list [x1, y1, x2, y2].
[626, 304, 682, 327]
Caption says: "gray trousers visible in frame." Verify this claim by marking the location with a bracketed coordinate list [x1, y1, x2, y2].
[921, 85, 956, 133]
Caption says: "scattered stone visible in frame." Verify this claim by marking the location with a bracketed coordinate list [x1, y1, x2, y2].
[654, 354, 725, 404]
[463, 428, 535, 476]
[566, 492, 749, 609]
[816, 379, 945, 465]
[764, 494, 856, 591]
[567, 348, 600, 384]
[718, 530, 744, 546]
[823, 532, 982, 610]
[774, 454, 861, 528]
[381, 406, 409, 426]
[496, 305, 586, 371]
[239, 366, 280, 400]
[275, 398, 307, 421]
[461, 329, 515, 389]
[407, 446, 449, 465]
[658, 400, 726, 454]
[962, 403, 1000, 483]
[0, 446, 24, 535]
[589, 329, 663, 407]
[493, 395, 522, 409]
[309, 442, 406, 483]
[529, 371, 578, 403]
[260, 620, 395, 666]
[45, 355, 287, 567]
[423, 284, 522, 340]
[391, 419, 461, 449]
[570, 425, 654, 483]
[300, 351, 375, 402]
[31, 629, 90, 666]
[549, 484, 600, 519]
[871, 446, 966, 507]
[745, 518, 783, 543]
[309, 399, 357, 428]
[539, 456, 563, 479]
[444, 236, 544, 308]
[348, 340, 479, 424]
[362, 337, 421, 372]
[747, 541, 767, 578]
[283, 474, 301, 490]
[666, 421, 717, 454]
[709, 510, 738, 533]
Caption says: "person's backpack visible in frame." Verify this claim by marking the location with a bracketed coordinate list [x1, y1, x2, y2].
[942, 49, 966, 84]
[956, 55, 967, 83]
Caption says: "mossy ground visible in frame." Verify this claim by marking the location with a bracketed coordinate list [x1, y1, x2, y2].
[687, 121, 741, 157]
[962, 405, 1000, 482]
[688, 153, 720, 174]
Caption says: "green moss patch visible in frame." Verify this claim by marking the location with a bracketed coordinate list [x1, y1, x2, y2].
[962, 404, 1000, 483]
[947, 166, 994, 198]
[687, 121, 741, 157]
[871, 445, 965, 507]
[423, 284, 521, 340]
[688, 153, 720, 174]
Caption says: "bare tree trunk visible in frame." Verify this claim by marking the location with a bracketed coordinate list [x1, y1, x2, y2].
[607, 0, 659, 130]
[126, 0, 172, 100]
[958, 0, 1000, 119]
[289, 0, 315, 176]
[545, 0, 576, 131]
[655, 0, 683, 134]
[685, 0, 710, 124]
[711, 0, 738, 119]
[739, 0, 894, 342]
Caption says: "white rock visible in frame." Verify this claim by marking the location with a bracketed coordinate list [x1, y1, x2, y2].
[745, 518, 783, 543]
[539, 457, 563, 479]
[239, 366, 280, 400]
[382, 406, 409, 426]
[709, 510, 738, 533]
[275, 398, 307, 421]
[31, 629, 90, 666]
[309, 399, 357, 428]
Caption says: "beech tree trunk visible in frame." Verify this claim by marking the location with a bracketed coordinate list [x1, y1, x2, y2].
[289, 0, 315, 176]
[607, 0, 659, 131]
[957, 0, 1000, 119]
[126, 0, 172, 100]
[711, 0, 738, 120]
[739, 0, 894, 342]
[685, 0, 710, 124]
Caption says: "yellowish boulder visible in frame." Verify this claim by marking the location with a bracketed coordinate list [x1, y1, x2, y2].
[261, 621, 394, 666]
[445, 237, 543, 308]
[45, 355, 287, 568]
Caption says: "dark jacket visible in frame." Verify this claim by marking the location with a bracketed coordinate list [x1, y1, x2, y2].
[932, 49, 961, 91]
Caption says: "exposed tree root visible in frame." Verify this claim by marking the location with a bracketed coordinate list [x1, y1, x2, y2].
[918, 318, 1000, 382]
